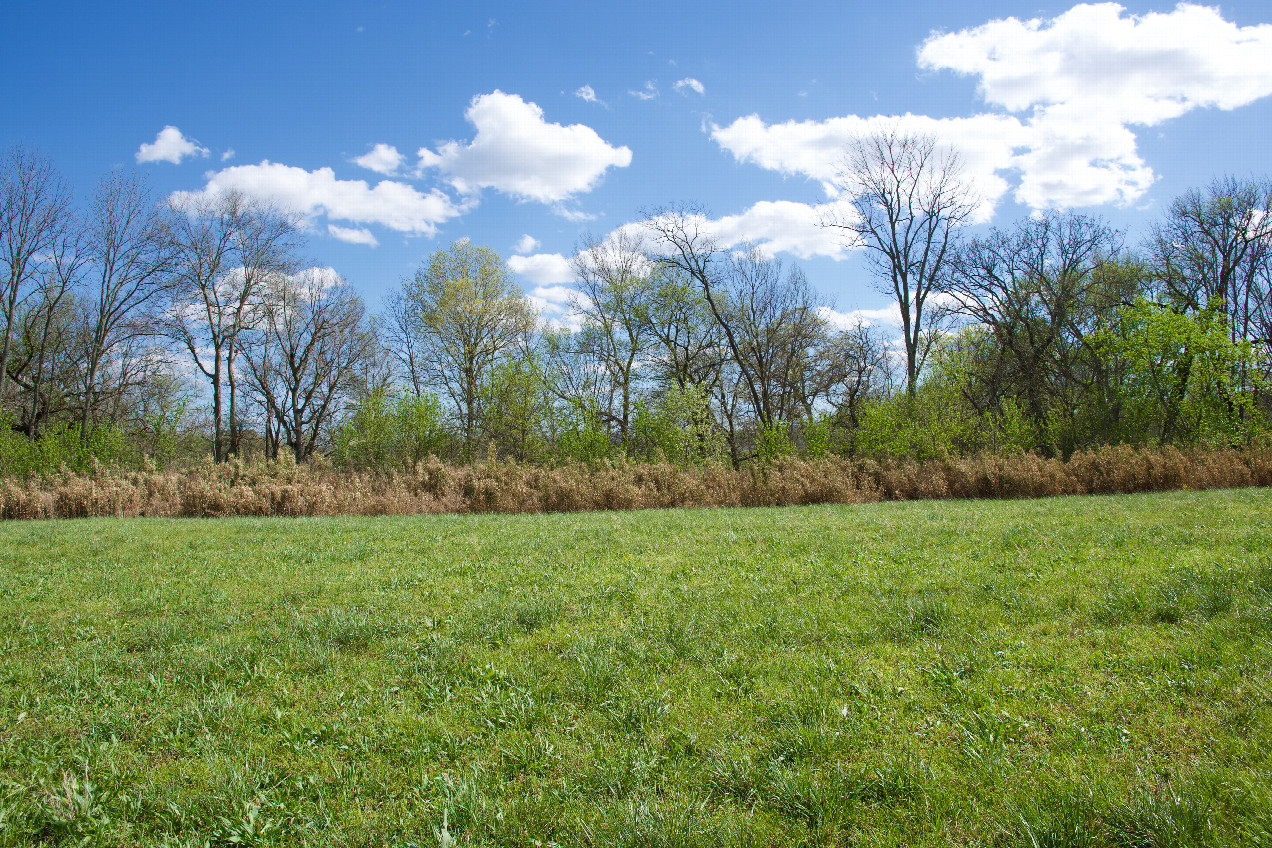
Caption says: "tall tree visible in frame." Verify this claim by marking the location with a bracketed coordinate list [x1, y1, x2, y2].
[1147, 177, 1272, 396]
[945, 212, 1122, 432]
[244, 269, 375, 462]
[826, 127, 976, 395]
[568, 229, 656, 441]
[401, 240, 536, 454]
[0, 146, 71, 400]
[79, 171, 174, 441]
[165, 190, 299, 460]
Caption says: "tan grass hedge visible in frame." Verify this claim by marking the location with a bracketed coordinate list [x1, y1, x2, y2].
[2, 445, 1270, 520]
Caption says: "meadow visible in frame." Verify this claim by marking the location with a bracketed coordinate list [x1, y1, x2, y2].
[1, 489, 1270, 846]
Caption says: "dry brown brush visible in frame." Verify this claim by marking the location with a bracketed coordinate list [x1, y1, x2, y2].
[2, 446, 1270, 520]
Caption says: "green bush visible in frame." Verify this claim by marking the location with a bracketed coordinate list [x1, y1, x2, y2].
[630, 383, 728, 467]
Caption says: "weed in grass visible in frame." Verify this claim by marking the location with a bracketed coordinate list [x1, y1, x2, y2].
[578, 796, 730, 848]
[567, 640, 625, 706]
[951, 708, 1029, 763]
[1015, 780, 1224, 848]
[883, 592, 951, 640]
[763, 763, 845, 831]
[703, 748, 759, 806]
[581, 747, 669, 799]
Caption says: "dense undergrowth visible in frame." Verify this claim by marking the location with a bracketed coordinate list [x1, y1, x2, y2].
[1, 443, 1270, 519]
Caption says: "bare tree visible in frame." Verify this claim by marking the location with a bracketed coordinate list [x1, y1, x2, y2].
[719, 245, 830, 426]
[644, 266, 726, 392]
[243, 269, 376, 462]
[825, 127, 977, 395]
[804, 319, 893, 428]
[646, 207, 830, 433]
[644, 207, 773, 431]
[11, 224, 85, 435]
[79, 171, 174, 440]
[0, 146, 72, 400]
[400, 240, 536, 454]
[1148, 177, 1272, 387]
[945, 212, 1122, 428]
[165, 190, 299, 460]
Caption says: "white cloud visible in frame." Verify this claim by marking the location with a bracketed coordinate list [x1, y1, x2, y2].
[415, 90, 632, 204]
[172, 161, 467, 237]
[712, 113, 1024, 220]
[136, 126, 210, 165]
[710, 200, 851, 260]
[328, 224, 379, 247]
[508, 252, 573, 286]
[818, 304, 903, 331]
[918, 3, 1272, 123]
[673, 78, 705, 96]
[514, 234, 540, 254]
[712, 3, 1272, 212]
[294, 265, 347, 291]
[629, 81, 658, 100]
[221, 148, 236, 162]
[636, 200, 851, 262]
[353, 143, 405, 175]
[575, 85, 599, 103]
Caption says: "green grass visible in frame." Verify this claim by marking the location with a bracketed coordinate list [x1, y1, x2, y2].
[2, 489, 1271, 846]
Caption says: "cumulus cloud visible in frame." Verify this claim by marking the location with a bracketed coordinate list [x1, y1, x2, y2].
[635, 200, 851, 262]
[171, 161, 467, 237]
[712, 113, 1025, 220]
[136, 126, 210, 165]
[416, 90, 632, 204]
[575, 85, 599, 103]
[673, 78, 705, 96]
[514, 234, 540, 254]
[508, 252, 573, 286]
[629, 81, 658, 101]
[918, 3, 1272, 122]
[327, 224, 379, 247]
[710, 200, 851, 259]
[353, 143, 405, 175]
[712, 3, 1272, 212]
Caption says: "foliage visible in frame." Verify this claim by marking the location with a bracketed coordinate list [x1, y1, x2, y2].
[1097, 299, 1263, 446]
[333, 388, 450, 471]
[630, 382, 728, 467]
[0, 412, 136, 476]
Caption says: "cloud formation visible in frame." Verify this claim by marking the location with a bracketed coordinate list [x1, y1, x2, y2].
[172, 161, 466, 237]
[629, 81, 658, 101]
[416, 91, 632, 203]
[713, 3, 1272, 212]
[353, 143, 405, 176]
[136, 126, 209, 165]
[673, 78, 705, 96]
[328, 224, 380, 247]
[575, 85, 599, 103]
[513, 234, 540, 254]
[508, 252, 573, 286]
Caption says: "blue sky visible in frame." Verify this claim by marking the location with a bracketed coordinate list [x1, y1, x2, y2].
[5, 1, 1272, 327]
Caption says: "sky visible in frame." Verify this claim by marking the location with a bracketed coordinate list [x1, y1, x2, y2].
[5, 1, 1272, 329]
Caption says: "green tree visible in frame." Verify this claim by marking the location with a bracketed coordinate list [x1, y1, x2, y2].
[401, 241, 535, 456]
[1099, 298, 1260, 445]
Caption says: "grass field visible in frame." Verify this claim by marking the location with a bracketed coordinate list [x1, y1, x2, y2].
[1, 490, 1271, 846]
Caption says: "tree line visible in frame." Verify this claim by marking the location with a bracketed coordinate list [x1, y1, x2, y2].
[1, 136, 1269, 475]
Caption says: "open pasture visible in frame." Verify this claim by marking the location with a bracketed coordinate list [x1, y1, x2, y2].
[1, 490, 1271, 846]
